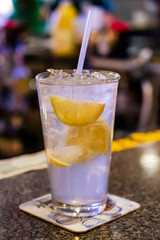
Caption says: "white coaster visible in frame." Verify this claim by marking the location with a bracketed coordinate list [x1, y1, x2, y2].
[19, 194, 140, 233]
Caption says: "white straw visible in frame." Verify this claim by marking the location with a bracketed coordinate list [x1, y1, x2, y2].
[76, 10, 92, 74]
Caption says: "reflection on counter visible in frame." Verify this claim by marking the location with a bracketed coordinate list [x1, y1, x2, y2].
[140, 149, 159, 174]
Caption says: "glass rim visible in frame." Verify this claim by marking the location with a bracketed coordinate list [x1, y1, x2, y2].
[36, 69, 120, 86]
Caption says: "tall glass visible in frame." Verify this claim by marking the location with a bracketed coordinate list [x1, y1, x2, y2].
[36, 69, 120, 217]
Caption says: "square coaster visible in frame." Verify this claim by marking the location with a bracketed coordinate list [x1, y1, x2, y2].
[19, 194, 140, 233]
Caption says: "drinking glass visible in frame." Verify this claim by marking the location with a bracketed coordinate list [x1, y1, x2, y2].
[36, 69, 120, 217]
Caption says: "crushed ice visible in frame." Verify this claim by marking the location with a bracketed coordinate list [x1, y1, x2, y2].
[47, 69, 107, 80]
[47, 69, 69, 77]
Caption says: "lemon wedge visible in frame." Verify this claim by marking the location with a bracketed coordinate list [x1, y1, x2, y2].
[65, 117, 111, 157]
[50, 96, 105, 126]
[46, 146, 83, 167]
[46, 117, 111, 167]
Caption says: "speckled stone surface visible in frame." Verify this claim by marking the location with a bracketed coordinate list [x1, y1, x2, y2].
[0, 141, 160, 240]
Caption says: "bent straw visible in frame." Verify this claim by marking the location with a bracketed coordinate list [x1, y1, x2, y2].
[76, 10, 92, 74]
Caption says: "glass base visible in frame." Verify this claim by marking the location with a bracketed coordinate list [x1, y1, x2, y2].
[52, 199, 106, 217]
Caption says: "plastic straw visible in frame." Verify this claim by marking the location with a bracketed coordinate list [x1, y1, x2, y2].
[76, 10, 92, 74]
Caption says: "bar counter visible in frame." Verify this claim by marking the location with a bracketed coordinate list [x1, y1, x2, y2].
[0, 141, 160, 239]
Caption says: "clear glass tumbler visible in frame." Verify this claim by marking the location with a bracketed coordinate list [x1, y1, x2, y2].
[36, 69, 120, 217]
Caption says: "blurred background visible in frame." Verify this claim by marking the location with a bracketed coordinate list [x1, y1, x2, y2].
[0, 0, 160, 159]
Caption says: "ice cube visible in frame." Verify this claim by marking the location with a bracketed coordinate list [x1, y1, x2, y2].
[47, 69, 70, 77]
[92, 72, 106, 80]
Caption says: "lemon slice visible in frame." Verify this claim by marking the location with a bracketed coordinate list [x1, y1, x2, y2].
[65, 117, 111, 159]
[46, 146, 82, 167]
[50, 96, 105, 126]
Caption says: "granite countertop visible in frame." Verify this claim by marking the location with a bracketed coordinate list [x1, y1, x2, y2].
[0, 141, 160, 240]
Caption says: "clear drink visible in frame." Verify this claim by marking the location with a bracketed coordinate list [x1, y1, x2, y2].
[36, 69, 120, 217]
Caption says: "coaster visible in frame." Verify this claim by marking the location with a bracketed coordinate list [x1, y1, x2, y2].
[19, 194, 140, 233]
